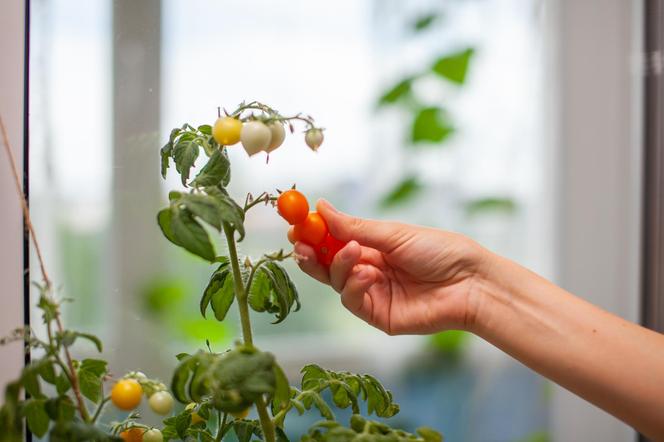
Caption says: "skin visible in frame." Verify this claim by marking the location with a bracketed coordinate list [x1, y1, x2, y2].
[290, 199, 664, 440]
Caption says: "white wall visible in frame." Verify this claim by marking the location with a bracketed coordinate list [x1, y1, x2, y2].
[0, 0, 26, 392]
[548, 0, 643, 440]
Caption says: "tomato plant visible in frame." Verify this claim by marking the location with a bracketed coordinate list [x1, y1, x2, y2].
[277, 189, 309, 225]
[0, 101, 442, 442]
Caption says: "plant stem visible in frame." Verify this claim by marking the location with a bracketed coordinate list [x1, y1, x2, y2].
[91, 395, 111, 424]
[222, 222, 276, 442]
[1, 114, 90, 423]
[223, 223, 253, 347]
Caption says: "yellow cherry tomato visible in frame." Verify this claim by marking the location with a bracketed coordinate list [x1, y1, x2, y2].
[213, 116, 242, 146]
[111, 379, 143, 411]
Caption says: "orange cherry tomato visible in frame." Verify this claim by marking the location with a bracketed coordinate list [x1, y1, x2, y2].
[277, 190, 309, 225]
[316, 234, 346, 266]
[293, 212, 328, 246]
[111, 379, 143, 411]
[120, 428, 144, 442]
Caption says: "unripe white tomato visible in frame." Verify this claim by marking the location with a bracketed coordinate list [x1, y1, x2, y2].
[241, 121, 272, 156]
[305, 128, 324, 151]
[266, 121, 286, 153]
[143, 429, 163, 442]
[148, 391, 174, 415]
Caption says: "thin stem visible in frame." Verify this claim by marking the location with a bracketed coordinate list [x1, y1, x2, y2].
[243, 193, 277, 213]
[56, 314, 91, 421]
[255, 396, 276, 442]
[1, 114, 90, 422]
[91, 395, 111, 424]
[222, 223, 253, 347]
[0, 115, 51, 289]
[222, 222, 276, 442]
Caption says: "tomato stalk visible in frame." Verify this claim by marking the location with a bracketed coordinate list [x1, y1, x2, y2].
[222, 222, 276, 442]
[1, 115, 92, 423]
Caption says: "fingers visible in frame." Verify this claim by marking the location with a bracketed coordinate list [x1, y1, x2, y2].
[340, 265, 376, 320]
[329, 241, 362, 292]
[293, 242, 329, 284]
[316, 199, 408, 253]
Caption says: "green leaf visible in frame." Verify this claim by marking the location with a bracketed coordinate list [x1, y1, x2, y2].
[378, 78, 413, 107]
[161, 141, 173, 179]
[429, 330, 469, 359]
[191, 148, 231, 188]
[431, 48, 474, 84]
[413, 13, 438, 31]
[380, 176, 422, 208]
[23, 399, 49, 437]
[411, 107, 454, 144]
[78, 369, 102, 403]
[157, 208, 180, 247]
[198, 124, 212, 135]
[44, 396, 75, 423]
[271, 363, 290, 415]
[417, 427, 443, 442]
[21, 365, 44, 399]
[171, 208, 216, 262]
[37, 360, 56, 385]
[172, 134, 201, 186]
[257, 262, 301, 324]
[55, 372, 71, 395]
[201, 265, 235, 321]
[204, 186, 245, 240]
[233, 419, 262, 442]
[464, 197, 516, 217]
[248, 269, 271, 313]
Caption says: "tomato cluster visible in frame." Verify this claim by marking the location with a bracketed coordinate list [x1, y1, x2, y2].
[212, 115, 323, 157]
[277, 189, 346, 266]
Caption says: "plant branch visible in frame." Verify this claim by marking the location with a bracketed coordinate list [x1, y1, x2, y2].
[91, 395, 111, 424]
[222, 223, 276, 442]
[0, 114, 90, 422]
[0, 115, 51, 289]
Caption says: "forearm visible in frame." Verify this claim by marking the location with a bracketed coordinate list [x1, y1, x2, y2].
[472, 253, 664, 439]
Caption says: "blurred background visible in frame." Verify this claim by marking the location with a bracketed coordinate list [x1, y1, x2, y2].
[21, 0, 643, 441]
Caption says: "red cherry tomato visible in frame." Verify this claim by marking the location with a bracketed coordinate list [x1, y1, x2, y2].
[293, 212, 328, 246]
[316, 234, 346, 266]
[277, 190, 309, 225]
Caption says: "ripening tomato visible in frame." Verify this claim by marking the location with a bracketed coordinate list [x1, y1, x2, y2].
[231, 408, 250, 419]
[148, 391, 174, 415]
[241, 121, 272, 156]
[120, 428, 143, 442]
[316, 234, 347, 266]
[143, 429, 163, 442]
[266, 121, 286, 153]
[111, 379, 143, 411]
[304, 128, 324, 151]
[212, 116, 242, 146]
[277, 190, 309, 225]
[293, 212, 328, 246]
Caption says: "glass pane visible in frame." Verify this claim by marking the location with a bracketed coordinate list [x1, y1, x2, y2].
[29, 0, 550, 440]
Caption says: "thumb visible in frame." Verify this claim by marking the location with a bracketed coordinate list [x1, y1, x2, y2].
[316, 199, 405, 253]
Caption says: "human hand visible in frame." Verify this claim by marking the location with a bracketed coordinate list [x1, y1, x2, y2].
[289, 200, 492, 335]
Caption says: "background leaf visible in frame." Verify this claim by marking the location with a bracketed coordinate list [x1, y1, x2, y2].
[411, 107, 454, 144]
[378, 78, 413, 107]
[464, 197, 516, 217]
[431, 48, 475, 84]
[380, 176, 423, 208]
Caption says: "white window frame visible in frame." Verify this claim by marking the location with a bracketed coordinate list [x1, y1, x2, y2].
[546, 0, 643, 440]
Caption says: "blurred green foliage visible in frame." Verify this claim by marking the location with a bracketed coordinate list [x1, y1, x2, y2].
[428, 330, 469, 361]
[142, 278, 232, 344]
[515, 431, 550, 442]
[376, 11, 516, 217]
